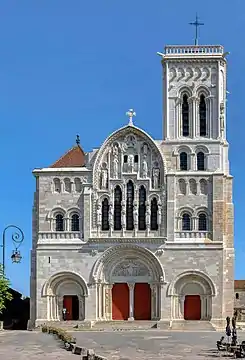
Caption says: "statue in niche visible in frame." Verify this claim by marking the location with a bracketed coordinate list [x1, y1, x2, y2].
[96, 202, 102, 226]
[143, 143, 148, 156]
[146, 202, 151, 228]
[127, 154, 134, 172]
[126, 134, 136, 148]
[112, 144, 119, 178]
[152, 167, 160, 189]
[133, 204, 138, 227]
[157, 203, 162, 226]
[220, 102, 225, 130]
[142, 156, 148, 178]
[101, 163, 108, 189]
[121, 203, 126, 230]
[109, 203, 113, 228]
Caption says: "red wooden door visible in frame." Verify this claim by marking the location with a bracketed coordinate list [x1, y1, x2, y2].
[112, 283, 129, 320]
[184, 295, 201, 320]
[134, 283, 151, 320]
[63, 296, 73, 320]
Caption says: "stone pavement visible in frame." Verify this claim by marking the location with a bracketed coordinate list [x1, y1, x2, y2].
[70, 330, 231, 359]
[1, 329, 245, 359]
[0, 330, 74, 359]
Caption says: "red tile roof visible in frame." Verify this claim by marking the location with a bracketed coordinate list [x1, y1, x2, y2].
[50, 145, 85, 168]
[234, 280, 245, 290]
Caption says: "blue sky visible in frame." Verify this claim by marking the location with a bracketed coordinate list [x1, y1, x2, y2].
[0, 0, 244, 296]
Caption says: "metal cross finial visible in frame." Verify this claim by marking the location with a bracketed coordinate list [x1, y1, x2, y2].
[126, 109, 136, 126]
[76, 134, 80, 145]
[189, 14, 204, 46]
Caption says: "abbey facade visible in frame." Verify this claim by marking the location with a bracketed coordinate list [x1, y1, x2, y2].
[30, 43, 234, 329]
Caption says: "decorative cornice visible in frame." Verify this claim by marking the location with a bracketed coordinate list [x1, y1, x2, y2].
[87, 237, 166, 244]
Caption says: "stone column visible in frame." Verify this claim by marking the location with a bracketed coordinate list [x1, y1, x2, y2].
[179, 296, 185, 319]
[58, 296, 63, 320]
[104, 284, 113, 320]
[128, 283, 135, 320]
[150, 284, 157, 320]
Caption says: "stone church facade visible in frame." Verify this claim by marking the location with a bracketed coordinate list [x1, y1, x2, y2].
[30, 43, 234, 329]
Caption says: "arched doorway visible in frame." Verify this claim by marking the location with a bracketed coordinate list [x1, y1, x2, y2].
[42, 271, 88, 321]
[168, 270, 215, 321]
[90, 244, 165, 321]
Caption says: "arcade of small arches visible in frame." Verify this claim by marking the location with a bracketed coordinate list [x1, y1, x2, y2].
[41, 246, 216, 322]
[97, 182, 162, 233]
[177, 89, 211, 139]
[53, 177, 85, 194]
[178, 178, 209, 196]
[47, 208, 81, 232]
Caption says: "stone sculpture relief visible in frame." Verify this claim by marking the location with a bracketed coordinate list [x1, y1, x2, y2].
[112, 260, 150, 277]
[142, 157, 148, 178]
[101, 163, 108, 189]
[133, 203, 138, 227]
[169, 65, 211, 83]
[127, 154, 134, 172]
[112, 144, 119, 179]
[96, 202, 102, 227]
[146, 202, 151, 228]
[152, 166, 160, 189]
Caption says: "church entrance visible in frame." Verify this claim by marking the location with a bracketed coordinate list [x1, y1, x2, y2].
[134, 283, 151, 320]
[63, 295, 79, 320]
[112, 283, 129, 320]
[184, 295, 201, 320]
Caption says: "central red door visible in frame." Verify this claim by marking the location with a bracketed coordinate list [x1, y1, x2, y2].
[63, 296, 73, 320]
[184, 295, 201, 320]
[112, 283, 129, 320]
[134, 283, 151, 320]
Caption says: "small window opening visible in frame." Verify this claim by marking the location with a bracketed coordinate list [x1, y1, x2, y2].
[134, 155, 138, 163]
[236, 293, 239, 300]
[124, 155, 128, 163]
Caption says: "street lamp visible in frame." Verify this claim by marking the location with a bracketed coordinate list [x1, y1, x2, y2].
[1, 225, 24, 276]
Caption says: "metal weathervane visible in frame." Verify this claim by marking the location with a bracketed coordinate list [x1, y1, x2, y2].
[189, 14, 204, 45]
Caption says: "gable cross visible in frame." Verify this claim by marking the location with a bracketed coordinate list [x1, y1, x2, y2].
[126, 109, 136, 126]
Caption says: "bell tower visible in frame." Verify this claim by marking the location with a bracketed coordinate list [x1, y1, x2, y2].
[159, 44, 227, 141]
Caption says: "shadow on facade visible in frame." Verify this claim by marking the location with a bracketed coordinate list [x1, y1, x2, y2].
[0, 288, 30, 330]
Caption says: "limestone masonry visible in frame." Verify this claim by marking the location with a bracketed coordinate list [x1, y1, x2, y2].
[30, 43, 234, 329]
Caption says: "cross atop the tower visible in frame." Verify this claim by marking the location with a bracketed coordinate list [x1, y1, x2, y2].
[126, 109, 136, 126]
[189, 14, 204, 46]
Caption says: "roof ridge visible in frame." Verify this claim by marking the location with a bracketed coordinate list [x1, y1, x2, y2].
[50, 144, 85, 168]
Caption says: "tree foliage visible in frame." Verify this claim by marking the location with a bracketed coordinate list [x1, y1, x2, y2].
[0, 264, 13, 314]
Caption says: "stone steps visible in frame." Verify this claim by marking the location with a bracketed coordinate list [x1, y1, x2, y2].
[170, 320, 216, 331]
[92, 320, 159, 330]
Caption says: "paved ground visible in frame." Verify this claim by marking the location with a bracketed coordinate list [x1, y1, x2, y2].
[1, 330, 245, 359]
[0, 330, 74, 359]
[70, 330, 229, 359]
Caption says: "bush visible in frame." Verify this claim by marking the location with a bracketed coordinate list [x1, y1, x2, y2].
[41, 325, 76, 344]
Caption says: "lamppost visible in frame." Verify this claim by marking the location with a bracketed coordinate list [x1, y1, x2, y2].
[1, 225, 24, 276]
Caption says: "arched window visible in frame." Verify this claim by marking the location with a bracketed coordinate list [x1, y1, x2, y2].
[182, 94, 189, 137]
[197, 151, 205, 170]
[200, 179, 208, 195]
[199, 94, 207, 136]
[198, 213, 207, 231]
[126, 181, 134, 230]
[71, 214, 80, 231]
[189, 179, 197, 195]
[150, 198, 158, 231]
[138, 186, 146, 230]
[182, 213, 191, 231]
[74, 178, 82, 192]
[55, 214, 64, 231]
[114, 186, 122, 230]
[179, 179, 186, 195]
[180, 152, 188, 171]
[54, 178, 61, 193]
[64, 178, 71, 192]
[102, 198, 109, 231]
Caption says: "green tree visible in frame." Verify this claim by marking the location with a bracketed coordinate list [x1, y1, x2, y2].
[0, 264, 13, 314]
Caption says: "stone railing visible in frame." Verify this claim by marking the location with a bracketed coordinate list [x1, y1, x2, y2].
[38, 231, 81, 240]
[175, 231, 211, 239]
[165, 45, 224, 56]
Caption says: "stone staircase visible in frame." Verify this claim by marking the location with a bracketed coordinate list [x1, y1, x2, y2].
[170, 320, 216, 331]
[92, 320, 159, 331]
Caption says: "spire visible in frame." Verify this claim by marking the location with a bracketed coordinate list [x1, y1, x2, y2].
[126, 109, 136, 126]
[76, 134, 80, 145]
[189, 13, 204, 45]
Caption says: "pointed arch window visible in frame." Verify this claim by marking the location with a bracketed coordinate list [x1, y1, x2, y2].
[198, 213, 207, 231]
[114, 186, 122, 230]
[102, 198, 109, 231]
[180, 152, 188, 171]
[126, 180, 134, 230]
[71, 214, 80, 231]
[150, 198, 158, 231]
[182, 213, 191, 231]
[199, 94, 207, 136]
[55, 214, 64, 231]
[182, 94, 189, 137]
[138, 186, 146, 230]
[197, 151, 205, 171]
